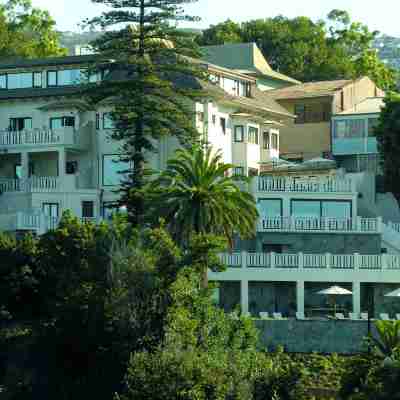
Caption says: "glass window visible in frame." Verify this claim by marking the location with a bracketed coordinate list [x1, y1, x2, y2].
[291, 200, 320, 218]
[8, 73, 32, 89]
[258, 199, 282, 217]
[82, 201, 94, 218]
[50, 116, 75, 129]
[9, 117, 32, 131]
[47, 71, 57, 86]
[43, 203, 59, 217]
[295, 104, 306, 124]
[368, 118, 379, 137]
[102, 155, 130, 186]
[334, 119, 366, 138]
[0, 74, 6, 89]
[271, 133, 279, 150]
[263, 132, 270, 149]
[322, 201, 351, 218]
[58, 69, 82, 86]
[33, 72, 42, 88]
[220, 117, 226, 135]
[234, 125, 244, 142]
[233, 166, 244, 176]
[103, 113, 115, 129]
[248, 126, 259, 144]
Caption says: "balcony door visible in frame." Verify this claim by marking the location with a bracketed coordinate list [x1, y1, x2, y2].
[9, 117, 32, 132]
[43, 203, 59, 218]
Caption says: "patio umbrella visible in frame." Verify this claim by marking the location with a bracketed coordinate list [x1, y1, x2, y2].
[317, 286, 352, 317]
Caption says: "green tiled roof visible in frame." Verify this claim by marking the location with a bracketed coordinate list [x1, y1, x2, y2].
[201, 43, 300, 85]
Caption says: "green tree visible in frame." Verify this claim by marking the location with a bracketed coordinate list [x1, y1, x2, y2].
[86, 0, 205, 226]
[0, 0, 67, 58]
[375, 93, 400, 201]
[199, 19, 242, 45]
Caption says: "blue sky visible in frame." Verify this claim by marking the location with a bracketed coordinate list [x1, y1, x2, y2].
[31, 0, 400, 36]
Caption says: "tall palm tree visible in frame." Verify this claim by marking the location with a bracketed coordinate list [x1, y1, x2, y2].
[150, 145, 258, 267]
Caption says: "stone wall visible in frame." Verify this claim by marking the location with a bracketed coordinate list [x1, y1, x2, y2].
[255, 319, 377, 354]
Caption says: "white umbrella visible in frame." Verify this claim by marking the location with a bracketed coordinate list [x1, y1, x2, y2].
[384, 288, 400, 297]
[318, 286, 352, 295]
[317, 285, 352, 317]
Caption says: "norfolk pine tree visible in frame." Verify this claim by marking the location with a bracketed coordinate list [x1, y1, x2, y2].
[86, 0, 205, 226]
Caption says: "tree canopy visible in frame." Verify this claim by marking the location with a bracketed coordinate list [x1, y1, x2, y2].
[0, 0, 67, 58]
[198, 10, 398, 90]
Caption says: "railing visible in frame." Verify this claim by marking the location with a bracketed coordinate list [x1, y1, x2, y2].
[219, 252, 400, 271]
[256, 176, 355, 193]
[0, 177, 60, 193]
[258, 216, 381, 233]
[0, 128, 80, 147]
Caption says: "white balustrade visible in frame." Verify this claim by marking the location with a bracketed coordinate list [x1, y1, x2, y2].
[258, 216, 379, 233]
[257, 176, 354, 193]
[0, 177, 59, 193]
[219, 252, 400, 271]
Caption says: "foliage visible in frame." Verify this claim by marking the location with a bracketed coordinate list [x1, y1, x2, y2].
[150, 145, 259, 247]
[86, 0, 205, 226]
[375, 92, 400, 200]
[198, 11, 398, 89]
[0, 0, 67, 58]
[372, 320, 400, 357]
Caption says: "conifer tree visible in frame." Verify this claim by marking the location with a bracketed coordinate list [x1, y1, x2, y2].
[86, 0, 204, 226]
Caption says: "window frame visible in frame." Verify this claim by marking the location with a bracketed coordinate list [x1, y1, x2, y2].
[290, 199, 352, 219]
[81, 201, 95, 218]
[234, 125, 244, 142]
[233, 166, 244, 176]
[258, 198, 283, 217]
[47, 70, 58, 87]
[220, 117, 226, 135]
[42, 202, 59, 218]
[102, 154, 130, 187]
[33, 72, 42, 88]
[263, 132, 270, 149]
[271, 133, 279, 150]
[248, 126, 259, 144]
[9, 117, 32, 132]
[0, 74, 6, 89]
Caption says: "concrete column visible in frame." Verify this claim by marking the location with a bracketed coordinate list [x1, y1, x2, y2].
[352, 281, 361, 316]
[241, 280, 249, 314]
[58, 149, 66, 178]
[296, 280, 305, 318]
[20, 151, 29, 179]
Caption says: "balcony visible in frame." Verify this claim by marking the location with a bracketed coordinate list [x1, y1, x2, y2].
[0, 125, 91, 150]
[258, 216, 381, 234]
[0, 175, 79, 193]
[210, 252, 400, 284]
[255, 176, 355, 193]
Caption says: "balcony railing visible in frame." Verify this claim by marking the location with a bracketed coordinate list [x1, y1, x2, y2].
[0, 125, 91, 149]
[256, 176, 355, 193]
[258, 216, 381, 234]
[0, 177, 60, 193]
[219, 252, 400, 271]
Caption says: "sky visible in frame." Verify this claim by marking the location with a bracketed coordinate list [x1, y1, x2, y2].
[30, 0, 400, 37]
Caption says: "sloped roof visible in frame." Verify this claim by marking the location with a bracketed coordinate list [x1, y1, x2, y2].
[337, 97, 384, 115]
[0, 55, 97, 70]
[201, 43, 300, 85]
[266, 79, 352, 100]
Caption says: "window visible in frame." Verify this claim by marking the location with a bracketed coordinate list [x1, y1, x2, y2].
[66, 161, 78, 174]
[334, 119, 366, 138]
[271, 133, 279, 150]
[33, 72, 42, 88]
[50, 116, 75, 129]
[47, 71, 57, 87]
[248, 126, 259, 144]
[234, 125, 244, 142]
[295, 103, 331, 124]
[9, 117, 32, 131]
[233, 167, 244, 176]
[82, 201, 94, 218]
[263, 132, 270, 149]
[102, 155, 130, 186]
[368, 118, 379, 137]
[14, 164, 22, 179]
[258, 199, 282, 217]
[43, 203, 59, 218]
[212, 115, 216, 125]
[96, 113, 100, 130]
[220, 117, 226, 135]
[291, 200, 351, 218]
[46, 69, 82, 87]
[0, 74, 6, 89]
[103, 113, 115, 129]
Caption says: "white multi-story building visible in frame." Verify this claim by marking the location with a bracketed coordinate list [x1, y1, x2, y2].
[0, 55, 291, 234]
[0, 54, 399, 321]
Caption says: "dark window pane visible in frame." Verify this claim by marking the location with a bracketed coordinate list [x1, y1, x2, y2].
[234, 126, 244, 142]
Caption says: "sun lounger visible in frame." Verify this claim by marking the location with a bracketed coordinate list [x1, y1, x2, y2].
[259, 312, 269, 319]
[335, 313, 345, 319]
[273, 312, 283, 319]
[380, 313, 390, 320]
[361, 312, 369, 320]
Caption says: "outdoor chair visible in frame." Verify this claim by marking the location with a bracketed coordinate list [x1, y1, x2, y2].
[380, 313, 390, 320]
[259, 312, 269, 319]
[396, 314, 400, 321]
[273, 312, 283, 319]
[349, 313, 359, 320]
[335, 313, 345, 319]
[360, 312, 369, 320]
[296, 312, 305, 320]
